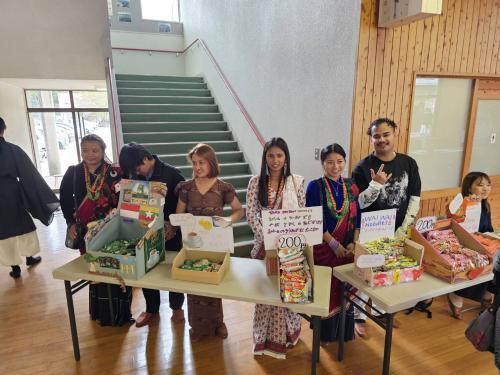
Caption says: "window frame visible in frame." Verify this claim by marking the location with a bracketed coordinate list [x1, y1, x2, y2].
[406, 72, 500, 199]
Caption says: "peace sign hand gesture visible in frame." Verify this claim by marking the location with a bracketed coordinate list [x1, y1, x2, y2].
[370, 164, 392, 185]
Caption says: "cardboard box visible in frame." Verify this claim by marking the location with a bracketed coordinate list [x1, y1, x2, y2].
[169, 214, 234, 284]
[268, 245, 315, 303]
[354, 239, 424, 287]
[171, 248, 230, 285]
[411, 219, 493, 283]
[84, 179, 166, 280]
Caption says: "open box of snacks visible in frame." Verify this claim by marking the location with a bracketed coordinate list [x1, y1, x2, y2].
[262, 207, 324, 304]
[354, 237, 424, 287]
[411, 219, 492, 283]
[171, 249, 230, 284]
[169, 214, 233, 285]
[471, 232, 500, 259]
[84, 179, 165, 280]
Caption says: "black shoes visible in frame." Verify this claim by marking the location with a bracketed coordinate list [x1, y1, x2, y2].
[9, 265, 21, 278]
[9, 256, 41, 278]
[26, 256, 42, 266]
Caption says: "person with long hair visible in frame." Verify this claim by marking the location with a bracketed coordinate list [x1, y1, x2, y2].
[246, 137, 305, 358]
[175, 143, 244, 341]
[305, 143, 360, 345]
[60, 134, 132, 326]
[446, 172, 495, 319]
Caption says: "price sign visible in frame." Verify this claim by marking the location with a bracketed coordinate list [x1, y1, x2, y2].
[262, 207, 323, 250]
[356, 254, 385, 268]
[277, 234, 307, 249]
[414, 216, 437, 233]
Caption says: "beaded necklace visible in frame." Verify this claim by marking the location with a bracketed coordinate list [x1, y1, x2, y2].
[84, 163, 108, 201]
[267, 176, 284, 209]
[322, 176, 349, 220]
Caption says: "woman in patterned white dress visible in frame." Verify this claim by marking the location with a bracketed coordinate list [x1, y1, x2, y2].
[246, 137, 305, 359]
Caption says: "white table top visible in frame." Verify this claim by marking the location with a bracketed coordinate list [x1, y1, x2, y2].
[53, 252, 332, 317]
[332, 264, 493, 313]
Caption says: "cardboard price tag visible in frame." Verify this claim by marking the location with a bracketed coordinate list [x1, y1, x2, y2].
[356, 254, 385, 268]
[414, 216, 437, 233]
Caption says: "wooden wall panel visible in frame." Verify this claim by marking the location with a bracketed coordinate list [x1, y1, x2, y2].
[351, 0, 500, 229]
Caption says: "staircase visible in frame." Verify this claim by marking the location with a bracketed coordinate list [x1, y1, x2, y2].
[116, 74, 255, 257]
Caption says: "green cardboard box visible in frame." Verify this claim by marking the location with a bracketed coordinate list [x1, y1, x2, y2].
[84, 179, 165, 280]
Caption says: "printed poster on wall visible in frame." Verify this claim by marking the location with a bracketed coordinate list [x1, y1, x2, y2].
[261, 207, 323, 250]
[358, 208, 397, 243]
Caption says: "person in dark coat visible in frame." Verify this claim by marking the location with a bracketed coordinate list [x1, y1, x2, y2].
[59, 134, 133, 326]
[0, 116, 59, 278]
[119, 142, 186, 327]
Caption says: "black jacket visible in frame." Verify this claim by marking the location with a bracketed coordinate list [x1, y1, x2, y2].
[0, 137, 59, 239]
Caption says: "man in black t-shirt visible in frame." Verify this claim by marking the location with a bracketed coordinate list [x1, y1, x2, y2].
[353, 117, 421, 237]
[351, 118, 421, 337]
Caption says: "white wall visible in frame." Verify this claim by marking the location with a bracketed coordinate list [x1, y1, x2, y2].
[0, 82, 34, 160]
[181, 0, 361, 182]
[111, 31, 185, 76]
[0, 0, 111, 80]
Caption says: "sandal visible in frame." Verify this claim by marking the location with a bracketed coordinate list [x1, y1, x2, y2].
[446, 295, 462, 320]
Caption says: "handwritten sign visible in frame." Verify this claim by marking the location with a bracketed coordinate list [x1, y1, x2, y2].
[356, 254, 385, 268]
[169, 213, 234, 252]
[414, 216, 437, 233]
[359, 209, 397, 243]
[169, 213, 195, 227]
[262, 207, 323, 250]
[460, 201, 481, 233]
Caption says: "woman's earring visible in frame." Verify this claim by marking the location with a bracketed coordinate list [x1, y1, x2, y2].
[266, 165, 270, 176]
[284, 162, 288, 174]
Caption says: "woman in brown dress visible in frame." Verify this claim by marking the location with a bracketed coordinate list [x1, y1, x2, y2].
[175, 143, 244, 340]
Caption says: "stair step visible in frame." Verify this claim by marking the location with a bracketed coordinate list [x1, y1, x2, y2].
[219, 175, 253, 189]
[235, 188, 247, 202]
[233, 234, 255, 248]
[124, 130, 233, 144]
[142, 140, 239, 154]
[116, 74, 203, 83]
[232, 242, 254, 258]
[121, 113, 224, 122]
[233, 221, 254, 237]
[118, 96, 215, 105]
[159, 150, 243, 165]
[116, 80, 207, 90]
[119, 104, 219, 114]
[117, 88, 211, 97]
[122, 121, 228, 133]
[177, 162, 250, 179]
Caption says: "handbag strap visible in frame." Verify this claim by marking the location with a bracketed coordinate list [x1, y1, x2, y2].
[72, 165, 80, 225]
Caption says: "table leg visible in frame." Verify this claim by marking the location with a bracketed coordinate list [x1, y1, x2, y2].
[64, 280, 80, 361]
[338, 281, 346, 361]
[107, 283, 116, 326]
[382, 313, 394, 375]
[311, 315, 321, 374]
